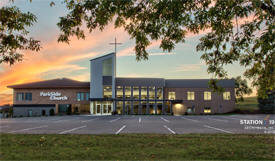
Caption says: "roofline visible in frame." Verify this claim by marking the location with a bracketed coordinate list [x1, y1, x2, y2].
[7, 86, 90, 89]
[90, 52, 115, 61]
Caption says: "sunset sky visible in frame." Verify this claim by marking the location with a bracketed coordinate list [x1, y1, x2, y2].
[0, 0, 256, 105]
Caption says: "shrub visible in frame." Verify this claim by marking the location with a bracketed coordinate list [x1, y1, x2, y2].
[49, 109, 55, 116]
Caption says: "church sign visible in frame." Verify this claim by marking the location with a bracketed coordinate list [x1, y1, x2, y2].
[40, 92, 68, 100]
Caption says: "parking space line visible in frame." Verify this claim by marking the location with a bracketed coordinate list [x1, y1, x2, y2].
[81, 118, 98, 123]
[115, 125, 126, 134]
[204, 125, 233, 134]
[0, 125, 8, 128]
[9, 125, 48, 133]
[181, 117, 199, 122]
[110, 118, 120, 123]
[160, 117, 170, 123]
[59, 125, 87, 134]
[53, 119, 69, 123]
[207, 118, 228, 122]
[139, 117, 141, 123]
[219, 116, 240, 120]
[163, 125, 176, 134]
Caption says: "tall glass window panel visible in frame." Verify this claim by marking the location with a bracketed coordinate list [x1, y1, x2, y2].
[125, 86, 131, 99]
[141, 86, 147, 100]
[81, 92, 85, 101]
[86, 92, 90, 101]
[149, 87, 155, 100]
[133, 101, 139, 114]
[77, 93, 81, 101]
[204, 91, 211, 100]
[102, 58, 112, 76]
[133, 86, 139, 99]
[187, 92, 195, 100]
[116, 86, 123, 99]
[157, 101, 163, 114]
[125, 101, 131, 114]
[141, 101, 147, 114]
[116, 101, 123, 114]
[103, 86, 112, 98]
[156, 87, 163, 100]
[168, 92, 176, 100]
[223, 92, 231, 100]
[25, 93, 32, 101]
[16, 93, 24, 101]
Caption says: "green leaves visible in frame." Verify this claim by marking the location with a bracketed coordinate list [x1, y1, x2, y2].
[0, 6, 41, 65]
[57, 0, 274, 98]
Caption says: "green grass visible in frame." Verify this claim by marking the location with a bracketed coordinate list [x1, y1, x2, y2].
[0, 134, 274, 160]
[236, 97, 259, 112]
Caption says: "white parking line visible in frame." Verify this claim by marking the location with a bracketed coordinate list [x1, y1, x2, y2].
[139, 117, 141, 123]
[160, 117, 170, 123]
[163, 125, 176, 134]
[219, 116, 240, 120]
[53, 119, 69, 123]
[204, 125, 233, 134]
[115, 125, 126, 134]
[59, 125, 87, 134]
[0, 125, 8, 128]
[110, 118, 121, 123]
[9, 125, 48, 133]
[181, 117, 199, 122]
[207, 118, 228, 122]
[81, 118, 98, 123]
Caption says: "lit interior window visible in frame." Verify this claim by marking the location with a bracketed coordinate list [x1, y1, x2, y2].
[187, 91, 195, 100]
[223, 92, 231, 100]
[103, 86, 112, 98]
[204, 107, 211, 113]
[204, 91, 211, 100]
[168, 92, 176, 100]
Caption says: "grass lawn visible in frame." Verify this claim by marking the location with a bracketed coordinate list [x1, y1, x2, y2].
[0, 134, 274, 160]
[236, 97, 259, 112]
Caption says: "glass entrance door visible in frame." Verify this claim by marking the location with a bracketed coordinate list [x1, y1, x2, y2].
[94, 102, 112, 115]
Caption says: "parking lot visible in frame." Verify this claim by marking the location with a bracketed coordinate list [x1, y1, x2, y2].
[1, 114, 274, 134]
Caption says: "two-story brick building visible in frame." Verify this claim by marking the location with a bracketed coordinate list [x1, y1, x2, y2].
[8, 52, 235, 116]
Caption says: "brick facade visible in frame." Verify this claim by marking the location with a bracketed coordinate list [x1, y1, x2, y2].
[164, 88, 235, 114]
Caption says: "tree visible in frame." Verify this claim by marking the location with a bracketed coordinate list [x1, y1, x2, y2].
[57, 0, 274, 98]
[258, 90, 275, 114]
[233, 76, 252, 102]
[0, 5, 41, 65]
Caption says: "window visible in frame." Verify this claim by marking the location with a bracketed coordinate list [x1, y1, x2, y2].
[102, 58, 112, 76]
[103, 86, 112, 98]
[148, 86, 155, 100]
[223, 92, 231, 100]
[86, 92, 90, 101]
[141, 86, 147, 99]
[77, 93, 81, 101]
[77, 92, 87, 101]
[133, 86, 139, 99]
[25, 93, 32, 101]
[204, 107, 211, 113]
[187, 92, 195, 100]
[116, 86, 123, 99]
[124, 86, 131, 99]
[168, 92, 176, 100]
[156, 87, 163, 99]
[16, 93, 24, 101]
[204, 91, 211, 100]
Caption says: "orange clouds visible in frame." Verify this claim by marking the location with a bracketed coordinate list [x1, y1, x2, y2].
[0, 23, 129, 105]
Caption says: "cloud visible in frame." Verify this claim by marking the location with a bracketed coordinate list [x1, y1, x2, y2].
[174, 61, 205, 72]
[0, 22, 129, 105]
[0, 0, 9, 7]
[0, 94, 13, 106]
